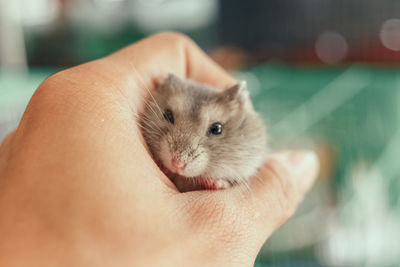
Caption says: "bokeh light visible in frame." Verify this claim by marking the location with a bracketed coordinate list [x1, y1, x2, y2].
[380, 18, 400, 51]
[315, 31, 348, 64]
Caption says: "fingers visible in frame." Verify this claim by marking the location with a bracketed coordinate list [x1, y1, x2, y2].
[105, 32, 237, 90]
[259, 151, 319, 199]
[245, 151, 319, 225]
[172, 151, 318, 263]
[178, 150, 318, 243]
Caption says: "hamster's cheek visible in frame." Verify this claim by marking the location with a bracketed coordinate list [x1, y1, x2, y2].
[180, 152, 208, 177]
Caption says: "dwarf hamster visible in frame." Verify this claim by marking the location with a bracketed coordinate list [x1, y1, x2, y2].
[141, 74, 267, 192]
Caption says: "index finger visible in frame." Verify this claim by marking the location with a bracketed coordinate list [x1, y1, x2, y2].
[105, 32, 237, 90]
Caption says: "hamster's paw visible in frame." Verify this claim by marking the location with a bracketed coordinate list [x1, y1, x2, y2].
[214, 179, 231, 190]
[202, 179, 231, 190]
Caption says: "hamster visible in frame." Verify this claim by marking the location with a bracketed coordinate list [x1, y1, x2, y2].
[141, 74, 267, 192]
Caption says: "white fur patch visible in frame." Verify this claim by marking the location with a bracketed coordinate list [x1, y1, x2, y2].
[179, 151, 208, 177]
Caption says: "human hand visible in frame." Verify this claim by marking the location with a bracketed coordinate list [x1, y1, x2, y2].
[0, 33, 319, 267]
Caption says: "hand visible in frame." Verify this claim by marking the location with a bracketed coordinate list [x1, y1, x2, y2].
[0, 33, 319, 267]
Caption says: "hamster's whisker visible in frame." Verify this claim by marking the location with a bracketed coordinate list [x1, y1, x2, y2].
[141, 121, 162, 134]
[242, 178, 252, 192]
[139, 121, 160, 132]
[143, 101, 163, 124]
[232, 175, 251, 194]
[132, 112, 163, 134]
[133, 121, 147, 131]
[133, 119, 157, 133]
[148, 101, 165, 122]
[129, 61, 164, 117]
[139, 126, 163, 139]
[143, 116, 164, 133]
[143, 101, 165, 128]
[139, 108, 163, 130]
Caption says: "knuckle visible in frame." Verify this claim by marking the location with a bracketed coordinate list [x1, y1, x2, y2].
[35, 72, 60, 94]
[32, 70, 75, 103]
[34, 69, 73, 99]
[152, 31, 193, 44]
[151, 32, 198, 55]
[27, 68, 100, 120]
[29, 73, 64, 107]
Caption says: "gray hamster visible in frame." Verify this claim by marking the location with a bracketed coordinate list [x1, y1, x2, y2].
[141, 74, 267, 192]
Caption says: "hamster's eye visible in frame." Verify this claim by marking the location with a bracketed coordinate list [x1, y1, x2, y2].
[208, 122, 223, 136]
[163, 109, 174, 124]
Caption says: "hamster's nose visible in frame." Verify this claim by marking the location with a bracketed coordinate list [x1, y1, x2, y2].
[171, 157, 187, 171]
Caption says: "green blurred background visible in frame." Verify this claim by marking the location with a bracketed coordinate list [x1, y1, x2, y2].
[1, 0, 400, 266]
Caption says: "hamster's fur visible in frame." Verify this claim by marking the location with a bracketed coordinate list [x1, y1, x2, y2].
[141, 74, 267, 192]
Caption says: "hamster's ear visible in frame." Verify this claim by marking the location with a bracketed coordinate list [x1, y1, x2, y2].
[166, 73, 182, 84]
[159, 73, 183, 92]
[223, 81, 249, 103]
[167, 73, 183, 87]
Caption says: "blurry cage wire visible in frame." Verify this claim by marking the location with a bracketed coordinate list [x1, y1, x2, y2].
[2, 0, 400, 67]
[0, 106, 23, 142]
[247, 63, 400, 266]
[0, 0, 27, 70]
[0, 72, 48, 143]
[218, 0, 400, 64]
[0, 90, 30, 142]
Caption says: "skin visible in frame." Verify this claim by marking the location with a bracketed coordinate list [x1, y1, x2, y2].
[0, 32, 319, 267]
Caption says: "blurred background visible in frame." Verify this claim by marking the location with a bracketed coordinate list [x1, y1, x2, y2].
[1, 0, 400, 266]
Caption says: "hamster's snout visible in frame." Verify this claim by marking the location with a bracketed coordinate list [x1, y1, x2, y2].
[171, 157, 187, 171]
[159, 136, 208, 178]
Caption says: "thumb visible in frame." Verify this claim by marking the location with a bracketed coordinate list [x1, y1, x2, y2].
[174, 150, 319, 264]
[177, 150, 318, 234]
[242, 150, 319, 233]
